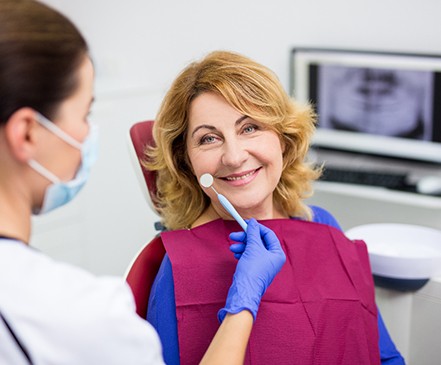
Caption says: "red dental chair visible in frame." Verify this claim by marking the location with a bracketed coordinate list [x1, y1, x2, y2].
[125, 120, 166, 318]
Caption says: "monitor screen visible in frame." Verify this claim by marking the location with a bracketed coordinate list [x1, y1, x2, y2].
[290, 48, 441, 163]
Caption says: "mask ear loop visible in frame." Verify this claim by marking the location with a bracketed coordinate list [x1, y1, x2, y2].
[29, 112, 82, 184]
[28, 160, 61, 184]
[35, 113, 82, 150]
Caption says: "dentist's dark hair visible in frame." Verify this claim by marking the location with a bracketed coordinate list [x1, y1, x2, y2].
[0, 0, 89, 124]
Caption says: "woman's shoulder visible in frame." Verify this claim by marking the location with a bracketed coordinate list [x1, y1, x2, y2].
[309, 205, 342, 230]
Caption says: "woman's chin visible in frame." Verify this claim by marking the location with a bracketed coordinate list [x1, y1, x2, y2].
[235, 203, 273, 219]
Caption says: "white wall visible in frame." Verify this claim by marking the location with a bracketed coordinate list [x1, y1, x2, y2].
[43, 0, 441, 95]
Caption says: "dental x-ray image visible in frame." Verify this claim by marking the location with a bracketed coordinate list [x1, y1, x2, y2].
[317, 65, 434, 140]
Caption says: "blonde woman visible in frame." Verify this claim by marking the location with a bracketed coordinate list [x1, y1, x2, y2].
[145, 51, 404, 364]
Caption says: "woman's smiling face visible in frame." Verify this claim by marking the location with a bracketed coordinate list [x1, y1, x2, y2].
[186, 92, 285, 220]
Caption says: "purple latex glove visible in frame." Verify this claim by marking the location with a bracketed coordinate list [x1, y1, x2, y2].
[218, 218, 286, 322]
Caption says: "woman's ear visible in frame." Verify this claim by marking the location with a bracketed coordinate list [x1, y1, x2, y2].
[4, 107, 39, 162]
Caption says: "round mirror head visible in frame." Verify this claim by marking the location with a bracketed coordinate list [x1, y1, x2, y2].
[200, 173, 214, 188]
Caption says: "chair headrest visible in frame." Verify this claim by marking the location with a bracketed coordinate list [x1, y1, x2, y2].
[128, 120, 159, 215]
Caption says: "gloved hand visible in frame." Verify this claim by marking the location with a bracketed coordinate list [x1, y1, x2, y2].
[218, 218, 286, 322]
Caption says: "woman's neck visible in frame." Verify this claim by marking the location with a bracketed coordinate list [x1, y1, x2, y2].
[191, 202, 288, 228]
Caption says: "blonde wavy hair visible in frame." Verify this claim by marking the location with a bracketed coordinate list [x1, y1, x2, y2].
[144, 51, 320, 230]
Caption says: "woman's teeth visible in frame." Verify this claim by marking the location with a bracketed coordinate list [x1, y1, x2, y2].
[225, 171, 254, 181]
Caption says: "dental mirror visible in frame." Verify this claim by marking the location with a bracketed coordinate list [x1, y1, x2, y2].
[200, 173, 247, 231]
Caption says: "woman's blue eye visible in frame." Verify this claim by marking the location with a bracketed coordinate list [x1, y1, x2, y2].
[243, 125, 257, 134]
[200, 135, 217, 145]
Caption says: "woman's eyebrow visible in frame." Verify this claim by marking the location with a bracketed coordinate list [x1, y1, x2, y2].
[235, 115, 248, 126]
[191, 124, 217, 138]
[190, 115, 248, 138]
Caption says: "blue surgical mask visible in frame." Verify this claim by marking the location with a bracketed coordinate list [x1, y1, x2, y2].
[28, 113, 99, 214]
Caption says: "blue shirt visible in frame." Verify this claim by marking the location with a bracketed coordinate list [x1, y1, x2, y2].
[147, 206, 405, 365]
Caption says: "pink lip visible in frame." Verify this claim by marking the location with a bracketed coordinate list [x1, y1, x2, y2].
[220, 168, 261, 187]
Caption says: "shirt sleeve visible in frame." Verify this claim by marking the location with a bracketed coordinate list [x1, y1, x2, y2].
[147, 254, 180, 365]
[84, 280, 165, 365]
[377, 311, 406, 364]
[310, 205, 405, 364]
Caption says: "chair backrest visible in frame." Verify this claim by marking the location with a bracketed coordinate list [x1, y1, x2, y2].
[125, 236, 165, 318]
[125, 120, 166, 318]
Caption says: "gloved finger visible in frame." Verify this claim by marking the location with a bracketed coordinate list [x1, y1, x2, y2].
[258, 222, 283, 252]
[229, 231, 246, 242]
[230, 243, 246, 254]
[244, 218, 266, 248]
[234, 253, 242, 260]
[245, 218, 259, 238]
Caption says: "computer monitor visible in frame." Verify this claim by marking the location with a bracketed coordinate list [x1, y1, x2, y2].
[290, 48, 441, 164]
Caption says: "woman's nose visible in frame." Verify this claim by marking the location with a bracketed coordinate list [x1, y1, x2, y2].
[221, 140, 248, 168]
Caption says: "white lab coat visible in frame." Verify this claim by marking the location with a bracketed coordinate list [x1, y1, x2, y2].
[0, 239, 164, 365]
